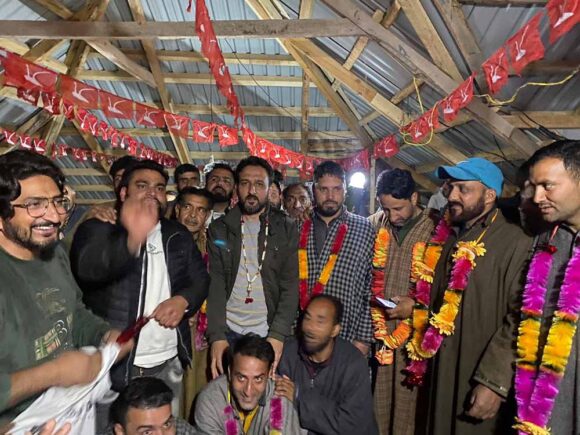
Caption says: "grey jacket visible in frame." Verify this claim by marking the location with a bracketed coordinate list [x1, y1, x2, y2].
[206, 206, 299, 342]
[193, 375, 304, 434]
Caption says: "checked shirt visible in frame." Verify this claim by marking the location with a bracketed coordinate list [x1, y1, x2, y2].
[303, 208, 375, 343]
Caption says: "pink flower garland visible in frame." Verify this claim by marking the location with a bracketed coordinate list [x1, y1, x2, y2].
[223, 397, 284, 434]
[515, 243, 580, 434]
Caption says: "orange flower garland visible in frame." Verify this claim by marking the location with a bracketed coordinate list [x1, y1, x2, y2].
[298, 219, 348, 310]
[371, 227, 413, 365]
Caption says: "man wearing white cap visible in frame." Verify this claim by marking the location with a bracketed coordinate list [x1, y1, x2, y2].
[414, 158, 533, 435]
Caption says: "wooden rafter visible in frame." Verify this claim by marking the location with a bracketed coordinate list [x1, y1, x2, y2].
[0, 19, 371, 40]
[397, 0, 463, 81]
[301, 72, 310, 154]
[245, 0, 374, 149]
[299, 0, 315, 19]
[458, 0, 547, 4]
[320, 0, 540, 157]
[127, 0, 190, 165]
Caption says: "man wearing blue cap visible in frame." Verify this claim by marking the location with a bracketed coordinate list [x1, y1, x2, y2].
[416, 158, 533, 435]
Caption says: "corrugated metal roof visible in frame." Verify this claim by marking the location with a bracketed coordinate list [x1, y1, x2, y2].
[0, 0, 578, 200]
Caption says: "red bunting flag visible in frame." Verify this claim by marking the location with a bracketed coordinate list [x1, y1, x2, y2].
[192, 120, 216, 143]
[217, 125, 239, 147]
[41, 92, 62, 115]
[401, 106, 440, 143]
[482, 46, 510, 94]
[242, 127, 257, 152]
[546, 0, 580, 43]
[441, 74, 475, 123]
[507, 13, 545, 75]
[61, 76, 100, 109]
[373, 135, 399, 159]
[164, 113, 190, 138]
[17, 87, 40, 106]
[4, 53, 57, 92]
[134, 104, 165, 128]
[33, 138, 47, 154]
[102, 92, 133, 119]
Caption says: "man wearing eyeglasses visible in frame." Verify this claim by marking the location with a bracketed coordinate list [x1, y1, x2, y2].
[0, 150, 131, 428]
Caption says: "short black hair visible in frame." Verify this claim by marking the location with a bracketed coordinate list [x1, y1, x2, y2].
[110, 377, 173, 428]
[0, 150, 65, 220]
[229, 333, 275, 369]
[234, 156, 273, 185]
[527, 139, 580, 180]
[307, 294, 343, 325]
[176, 186, 214, 209]
[272, 169, 283, 185]
[117, 159, 169, 192]
[175, 163, 200, 180]
[271, 180, 281, 194]
[205, 162, 235, 181]
[109, 155, 138, 178]
[313, 161, 345, 184]
[282, 183, 312, 201]
[376, 168, 416, 199]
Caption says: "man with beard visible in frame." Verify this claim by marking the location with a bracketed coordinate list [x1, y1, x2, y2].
[511, 140, 580, 434]
[300, 161, 374, 355]
[0, 151, 130, 427]
[174, 187, 213, 417]
[70, 160, 209, 428]
[194, 334, 301, 433]
[282, 183, 312, 222]
[367, 169, 438, 435]
[416, 158, 532, 435]
[276, 295, 378, 434]
[204, 163, 235, 223]
[207, 156, 298, 380]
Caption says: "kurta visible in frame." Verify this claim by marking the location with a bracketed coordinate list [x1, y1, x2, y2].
[368, 208, 438, 435]
[418, 208, 533, 435]
[533, 225, 579, 434]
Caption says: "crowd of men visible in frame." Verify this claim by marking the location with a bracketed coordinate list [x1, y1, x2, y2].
[0, 138, 578, 435]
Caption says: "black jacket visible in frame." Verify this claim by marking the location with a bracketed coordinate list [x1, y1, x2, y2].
[206, 206, 299, 343]
[70, 218, 209, 390]
[278, 337, 379, 435]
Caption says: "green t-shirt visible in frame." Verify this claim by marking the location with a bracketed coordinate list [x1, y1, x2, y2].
[0, 244, 110, 425]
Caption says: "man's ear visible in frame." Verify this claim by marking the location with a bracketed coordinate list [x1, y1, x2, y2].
[119, 186, 128, 202]
[331, 323, 341, 339]
[174, 203, 181, 218]
[411, 191, 419, 206]
[485, 188, 497, 205]
[113, 423, 125, 435]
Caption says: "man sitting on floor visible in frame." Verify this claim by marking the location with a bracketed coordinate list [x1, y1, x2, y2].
[277, 295, 378, 435]
[193, 334, 302, 434]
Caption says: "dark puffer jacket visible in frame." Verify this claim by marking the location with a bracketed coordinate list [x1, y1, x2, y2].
[70, 218, 209, 390]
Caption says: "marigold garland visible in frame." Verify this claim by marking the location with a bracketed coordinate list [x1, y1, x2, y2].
[405, 210, 496, 385]
[370, 227, 414, 365]
[514, 239, 580, 435]
[298, 219, 348, 310]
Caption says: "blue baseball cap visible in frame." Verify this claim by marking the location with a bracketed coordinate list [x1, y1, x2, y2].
[436, 157, 504, 197]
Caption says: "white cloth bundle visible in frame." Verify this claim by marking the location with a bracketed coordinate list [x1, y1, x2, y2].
[9, 344, 120, 435]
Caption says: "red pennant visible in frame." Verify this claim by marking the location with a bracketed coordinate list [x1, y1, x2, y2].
[63, 101, 75, 120]
[4, 53, 57, 92]
[61, 76, 100, 109]
[402, 107, 440, 143]
[373, 135, 399, 159]
[102, 92, 133, 119]
[242, 127, 257, 152]
[441, 75, 475, 123]
[507, 13, 545, 75]
[546, 0, 580, 43]
[41, 92, 61, 114]
[135, 104, 165, 128]
[192, 120, 216, 143]
[20, 135, 32, 150]
[482, 46, 509, 94]
[5, 130, 18, 145]
[33, 138, 47, 154]
[17, 87, 40, 106]
[217, 125, 239, 147]
[164, 113, 190, 138]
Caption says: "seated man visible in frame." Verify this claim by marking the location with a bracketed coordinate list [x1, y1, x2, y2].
[194, 334, 302, 434]
[107, 377, 195, 435]
[277, 295, 378, 435]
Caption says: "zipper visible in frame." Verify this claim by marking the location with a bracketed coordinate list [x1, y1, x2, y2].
[125, 247, 147, 385]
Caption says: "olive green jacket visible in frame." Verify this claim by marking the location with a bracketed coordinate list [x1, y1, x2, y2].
[206, 206, 299, 343]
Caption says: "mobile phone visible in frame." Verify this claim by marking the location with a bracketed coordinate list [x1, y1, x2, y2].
[376, 296, 397, 309]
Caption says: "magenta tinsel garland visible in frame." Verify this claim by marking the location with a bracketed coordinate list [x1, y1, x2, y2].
[270, 397, 283, 430]
[558, 246, 580, 317]
[515, 368, 536, 422]
[522, 249, 554, 313]
[224, 405, 238, 435]
[415, 280, 431, 305]
[421, 327, 445, 353]
[448, 257, 473, 289]
[432, 217, 452, 244]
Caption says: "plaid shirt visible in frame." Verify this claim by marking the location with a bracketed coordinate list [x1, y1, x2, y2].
[304, 208, 375, 343]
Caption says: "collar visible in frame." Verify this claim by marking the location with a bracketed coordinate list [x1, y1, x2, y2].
[223, 205, 278, 235]
[453, 206, 497, 236]
[298, 341, 335, 372]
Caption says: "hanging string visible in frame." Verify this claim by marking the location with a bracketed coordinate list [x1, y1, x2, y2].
[476, 66, 579, 106]
[413, 76, 425, 114]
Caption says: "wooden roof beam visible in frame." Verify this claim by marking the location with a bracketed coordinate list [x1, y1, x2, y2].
[320, 0, 540, 157]
[301, 72, 310, 154]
